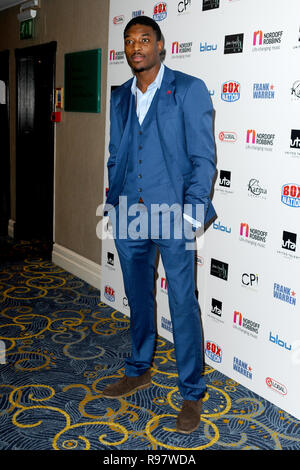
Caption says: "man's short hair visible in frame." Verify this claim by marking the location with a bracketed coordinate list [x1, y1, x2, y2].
[123, 15, 162, 42]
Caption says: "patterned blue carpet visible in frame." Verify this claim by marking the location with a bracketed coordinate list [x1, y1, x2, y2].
[0, 239, 300, 451]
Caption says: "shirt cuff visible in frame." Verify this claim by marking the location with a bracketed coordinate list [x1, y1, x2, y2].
[183, 213, 202, 229]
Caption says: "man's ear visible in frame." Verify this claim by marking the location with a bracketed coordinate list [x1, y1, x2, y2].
[157, 40, 164, 54]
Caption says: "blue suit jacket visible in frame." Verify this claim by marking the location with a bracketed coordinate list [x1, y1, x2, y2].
[106, 65, 216, 225]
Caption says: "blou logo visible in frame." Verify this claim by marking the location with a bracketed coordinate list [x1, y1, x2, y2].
[213, 221, 231, 234]
[200, 42, 217, 52]
[269, 332, 291, 351]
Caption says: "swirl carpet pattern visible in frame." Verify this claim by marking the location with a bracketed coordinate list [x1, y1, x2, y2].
[0, 238, 300, 451]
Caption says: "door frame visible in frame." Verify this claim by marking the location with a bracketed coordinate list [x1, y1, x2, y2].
[0, 49, 10, 236]
[15, 41, 57, 241]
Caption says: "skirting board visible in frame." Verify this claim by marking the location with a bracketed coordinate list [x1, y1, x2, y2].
[52, 243, 101, 290]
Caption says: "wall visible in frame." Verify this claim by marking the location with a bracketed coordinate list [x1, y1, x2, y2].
[0, 0, 109, 264]
[101, 0, 300, 421]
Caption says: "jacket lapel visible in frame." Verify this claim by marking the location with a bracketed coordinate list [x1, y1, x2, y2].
[115, 78, 133, 130]
[115, 83, 134, 169]
[157, 66, 176, 118]
[155, 67, 183, 203]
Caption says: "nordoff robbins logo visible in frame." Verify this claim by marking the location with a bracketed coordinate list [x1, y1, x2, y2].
[266, 377, 287, 396]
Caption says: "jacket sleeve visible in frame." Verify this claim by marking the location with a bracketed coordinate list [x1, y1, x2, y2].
[107, 96, 118, 188]
[182, 79, 216, 223]
[107, 93, 120, 190]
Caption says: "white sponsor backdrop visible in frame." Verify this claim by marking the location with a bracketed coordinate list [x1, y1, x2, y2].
[100, 0, 300, 420]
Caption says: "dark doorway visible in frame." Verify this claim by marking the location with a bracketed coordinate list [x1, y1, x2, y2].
[0, 50, 10, 236]
[15, 41, 56, 242]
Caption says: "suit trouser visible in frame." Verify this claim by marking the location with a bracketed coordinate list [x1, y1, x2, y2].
[113, 206, 206, 401]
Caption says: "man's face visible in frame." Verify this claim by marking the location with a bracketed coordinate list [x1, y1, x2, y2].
[124, 24, 163, 73]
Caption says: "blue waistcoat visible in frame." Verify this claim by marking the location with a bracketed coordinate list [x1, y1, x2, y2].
[121, 91, 177, 210]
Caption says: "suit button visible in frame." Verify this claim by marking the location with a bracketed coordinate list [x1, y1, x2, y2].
[138, 131, 142, 135]
[138, 145, 142, 150]
[138, 160, 142, 164]
[138, 174, 142, 178]
[138, 188, 142, 192]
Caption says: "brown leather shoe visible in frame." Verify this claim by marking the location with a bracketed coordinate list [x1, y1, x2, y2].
[176, 399, 202, 434]
[102, 370, 152, 398]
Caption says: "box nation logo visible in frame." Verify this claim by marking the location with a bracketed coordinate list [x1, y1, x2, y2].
[104, 285, 115, 302]
[221, 81, 240, 102]
[281, 183, 300, 207]
[153, 2, 167, 21]
[205, 341, 222, 363]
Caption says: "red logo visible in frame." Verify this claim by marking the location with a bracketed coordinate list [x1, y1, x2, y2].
[104, 285, 115, 302]
[205, 341, 222, 363]
[160, 277, 167, 291]
[221, 81, 240, 102]
[266, 377, 287, 395]
[153, 2, 168, 21]
[154, 2, 167, 14]
[219, 131, 237, 142]
[113, 15, 125, 25]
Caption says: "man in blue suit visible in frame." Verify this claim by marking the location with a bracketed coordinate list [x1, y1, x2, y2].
[102, 16, 216, 434]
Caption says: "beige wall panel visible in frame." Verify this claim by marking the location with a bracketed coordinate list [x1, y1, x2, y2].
[0, 0, 110, 264]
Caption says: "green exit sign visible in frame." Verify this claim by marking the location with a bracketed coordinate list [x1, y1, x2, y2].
[20, 19, 34, 40]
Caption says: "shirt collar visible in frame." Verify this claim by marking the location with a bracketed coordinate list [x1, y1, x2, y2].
[131, 63, 165, 95]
